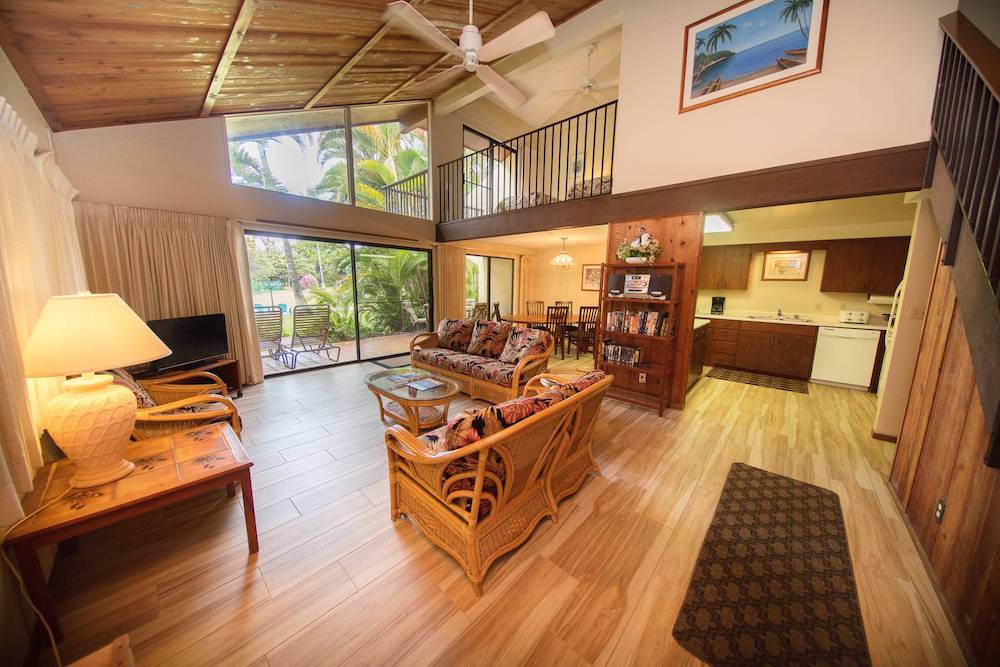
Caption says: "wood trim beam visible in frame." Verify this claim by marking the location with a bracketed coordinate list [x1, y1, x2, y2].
[305, 0, 430, 110]
[379, 1, 527, 104]
[0, 16, 61, 131]
[436, 143, 930, 242]
[201, 0, 259, 118]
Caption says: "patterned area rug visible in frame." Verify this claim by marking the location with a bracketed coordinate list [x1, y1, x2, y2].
[706, 367, 809, 394]
[372, 355, 411, 369]
[673, 463, 871, 666]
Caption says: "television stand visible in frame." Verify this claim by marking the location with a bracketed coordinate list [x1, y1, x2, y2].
[142, 358, 243, 398]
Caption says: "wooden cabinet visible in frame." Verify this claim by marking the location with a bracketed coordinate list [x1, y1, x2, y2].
[821, 237, 909, 295]
[868, 237, 910, 295]
[698, 245, 750, 290]
[688, 325, 709, 389]
[708, 319, 817, 379]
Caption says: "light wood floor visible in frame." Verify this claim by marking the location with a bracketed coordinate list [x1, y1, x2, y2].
[44, 355, 965, 666]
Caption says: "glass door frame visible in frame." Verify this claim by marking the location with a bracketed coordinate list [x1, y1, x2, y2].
[245, 229, 434, 376]
[466, 254, 515, 318]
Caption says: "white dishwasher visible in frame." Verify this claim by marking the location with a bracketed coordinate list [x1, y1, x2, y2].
[811, 327, 881, 389]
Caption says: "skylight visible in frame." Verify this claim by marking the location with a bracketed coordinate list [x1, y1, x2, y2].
[704, 213, 734, 233]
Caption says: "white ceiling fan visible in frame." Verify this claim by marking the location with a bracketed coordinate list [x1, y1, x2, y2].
[553, 43, 618, 100]
[384, 0, 555, 107]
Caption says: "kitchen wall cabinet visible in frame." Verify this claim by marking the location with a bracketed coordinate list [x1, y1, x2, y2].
[821, 236, 910, 295]
[698, 245, 750, 290]
[709, 319, 818, 379]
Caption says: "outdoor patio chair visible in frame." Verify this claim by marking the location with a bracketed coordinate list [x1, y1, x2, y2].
[286, 304, 341, 369]
[404, 301, 430, 331]
[470, 302, 489, 321]
[526, 300, 544, 316]
[254, 307, 287, 365]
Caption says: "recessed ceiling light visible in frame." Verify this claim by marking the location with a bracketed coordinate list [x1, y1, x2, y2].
[704, 212, 734, 233]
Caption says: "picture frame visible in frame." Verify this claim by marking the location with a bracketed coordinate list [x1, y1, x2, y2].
[581, 264, 602, 291]
[761, 250, 811, 281]
[679, 0, 830, 113]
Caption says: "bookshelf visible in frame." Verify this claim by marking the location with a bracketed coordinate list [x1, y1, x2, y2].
[596, 262, 684, 416]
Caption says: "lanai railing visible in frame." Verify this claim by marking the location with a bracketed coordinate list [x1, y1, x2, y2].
[437, 101, 618, 223]
[382, 170, 429, 219]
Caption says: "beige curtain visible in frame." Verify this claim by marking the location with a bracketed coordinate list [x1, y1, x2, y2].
[518, 254, 536, 311]
[433, 244, 467, 323]
[0, 98, 88, 523]
[74, 202, 264, 386]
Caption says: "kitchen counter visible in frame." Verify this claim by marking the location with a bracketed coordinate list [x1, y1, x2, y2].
[697, 312, 888, 331]
[693, 318, 711, 330]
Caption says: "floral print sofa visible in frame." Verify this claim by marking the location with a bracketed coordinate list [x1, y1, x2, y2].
[409, 318, 554, 403]
[384, 370, 614, 593]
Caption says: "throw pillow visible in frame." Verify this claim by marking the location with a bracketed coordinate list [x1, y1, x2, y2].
[498, 326, 553, 364]
[467, 320, 512, 358]
[436, 318, 475, 352]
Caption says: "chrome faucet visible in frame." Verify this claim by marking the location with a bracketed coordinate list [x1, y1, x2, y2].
[776, 307, 783, 318]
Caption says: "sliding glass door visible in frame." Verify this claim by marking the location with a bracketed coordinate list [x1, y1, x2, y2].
[245, 232, 431, 376]
[465, 255, 514, 318]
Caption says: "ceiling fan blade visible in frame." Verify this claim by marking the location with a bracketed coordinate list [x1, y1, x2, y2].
[476, 64, 527, 107]
[384, 1, 463, 59]
[594, 78, 619, 88]
[403, 64, 467, 97]
[551, 88, 580, 95]
[478, 11, 555, 62]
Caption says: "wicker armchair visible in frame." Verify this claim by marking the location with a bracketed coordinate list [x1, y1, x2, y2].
[384, 372, 613, 594]
[110, 369, 242, 441]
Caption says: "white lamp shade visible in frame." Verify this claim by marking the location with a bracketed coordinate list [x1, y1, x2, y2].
[22, 292, 171, 377]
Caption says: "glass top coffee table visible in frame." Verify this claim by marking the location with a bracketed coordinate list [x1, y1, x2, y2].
[364, 366, 461, 434]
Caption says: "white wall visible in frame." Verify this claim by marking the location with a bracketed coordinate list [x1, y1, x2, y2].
[530, 242, 606, 310]
[53, 116, 437, 242]
[0, 48, 52, 150]
[612, 0, 955, 193]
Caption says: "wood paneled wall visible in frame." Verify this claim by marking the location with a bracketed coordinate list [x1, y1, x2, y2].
[606, 214, 703, 409]
[891, 253, 1000, 663]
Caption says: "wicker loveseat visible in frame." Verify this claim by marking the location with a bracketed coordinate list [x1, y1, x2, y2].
[410, 318, 554, 403]
[384, 370, 613, 593]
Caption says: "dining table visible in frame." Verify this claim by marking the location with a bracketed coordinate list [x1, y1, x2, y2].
[501, 313, 578, 326]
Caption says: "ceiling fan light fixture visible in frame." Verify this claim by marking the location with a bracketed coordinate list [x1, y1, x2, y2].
[550, 237, 576, 268]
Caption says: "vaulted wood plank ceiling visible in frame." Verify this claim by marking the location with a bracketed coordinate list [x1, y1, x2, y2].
[0, 0, 599, 131]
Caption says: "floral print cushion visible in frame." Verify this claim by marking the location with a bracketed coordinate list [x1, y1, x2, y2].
[412, 347, 463, 369]
[467, 320, 512, 358]
[107, 368, 155, 408]
[436, 318, 475, 352]
[413, 348, 517, 387]
[499, 326, 553, 364]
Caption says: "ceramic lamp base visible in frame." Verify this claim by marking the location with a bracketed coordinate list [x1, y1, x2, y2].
[45, 373, 137, 488]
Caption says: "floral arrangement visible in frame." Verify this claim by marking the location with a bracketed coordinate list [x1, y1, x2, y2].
[616, 227, 662, 263]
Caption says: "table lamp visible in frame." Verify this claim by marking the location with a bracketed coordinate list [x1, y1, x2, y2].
[22, 292, 171, 488]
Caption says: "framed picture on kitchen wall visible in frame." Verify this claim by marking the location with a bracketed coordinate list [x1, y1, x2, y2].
[761, 250, 811, 281]
[679, 0, 830, 113]
[581, 264, 602, 291]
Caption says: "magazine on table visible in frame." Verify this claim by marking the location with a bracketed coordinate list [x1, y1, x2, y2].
[388, 372, 421, 383]
[407, 378, 445, 391]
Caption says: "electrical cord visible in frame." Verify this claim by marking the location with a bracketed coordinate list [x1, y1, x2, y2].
[1, 466, 69, 667]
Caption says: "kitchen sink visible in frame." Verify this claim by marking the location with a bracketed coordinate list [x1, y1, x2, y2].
[747, 315, 815, 323]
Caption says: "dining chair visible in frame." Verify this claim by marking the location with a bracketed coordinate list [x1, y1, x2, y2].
[538, 305, 570, 359]
[492, 302, 502, 321]
[470, 302, 488, 321]
[557, 300, 576, 343]
[526, 300, 544, 316]
[569, 306, 600, 359]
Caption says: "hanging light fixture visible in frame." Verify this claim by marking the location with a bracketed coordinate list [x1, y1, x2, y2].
[550, 237, 576, 268]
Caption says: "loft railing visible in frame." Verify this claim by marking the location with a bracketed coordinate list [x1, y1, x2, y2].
[927, 12, 1000, 466]
[437, 100, 617, 223]
[382, 170, 429, 219]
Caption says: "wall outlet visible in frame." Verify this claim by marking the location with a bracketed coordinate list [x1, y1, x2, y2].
[935, 498, 946, 524]
[638, 372, 647, 383]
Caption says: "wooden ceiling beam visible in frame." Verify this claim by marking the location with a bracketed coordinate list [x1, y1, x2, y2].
[304, 0, 431, 110]
[200, 0, 259, 118]
[379, 0, 527, 104]
[0, 16, 62, 131]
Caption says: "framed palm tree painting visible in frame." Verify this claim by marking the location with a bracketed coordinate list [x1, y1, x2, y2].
[679, 0, 829, 113]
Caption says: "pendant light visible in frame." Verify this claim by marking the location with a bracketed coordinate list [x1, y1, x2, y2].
[550, 237, 576, 268]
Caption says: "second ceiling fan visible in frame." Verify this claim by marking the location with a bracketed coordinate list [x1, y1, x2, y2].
[384, 0, 555, 107]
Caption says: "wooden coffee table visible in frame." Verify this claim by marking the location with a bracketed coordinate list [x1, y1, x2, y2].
[365, 366, 461, 434]
[3, 423, 255, 641]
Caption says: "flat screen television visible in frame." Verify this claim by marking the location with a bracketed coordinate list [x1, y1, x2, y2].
[146, 314, 229, 372]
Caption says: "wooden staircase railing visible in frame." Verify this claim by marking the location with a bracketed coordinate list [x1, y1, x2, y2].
[927, 12, 1000, 466]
